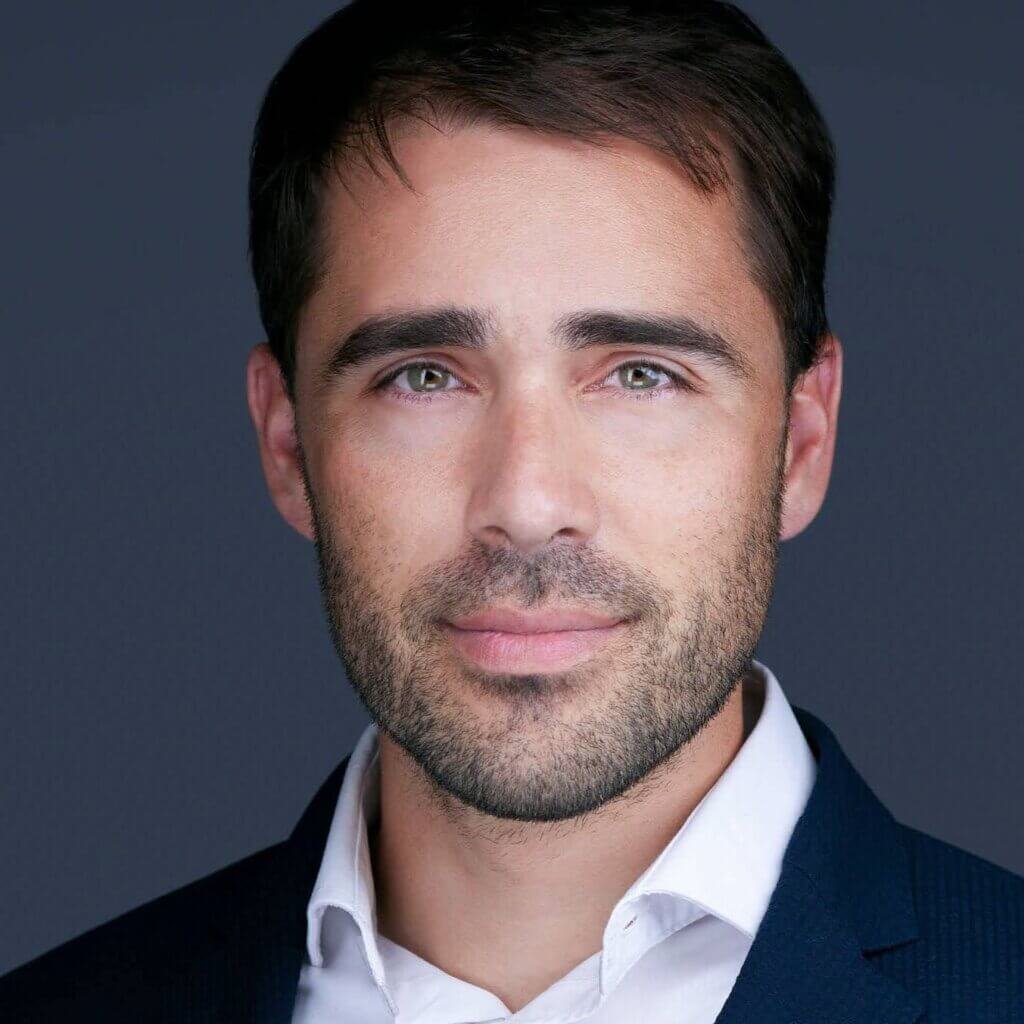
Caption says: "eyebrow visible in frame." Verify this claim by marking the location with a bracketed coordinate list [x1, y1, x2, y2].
[315, 305, 756, 394]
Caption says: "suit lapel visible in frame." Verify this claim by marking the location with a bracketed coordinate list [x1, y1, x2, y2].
[714, 859, 923, 1024]
[715, 706, 925, 1024]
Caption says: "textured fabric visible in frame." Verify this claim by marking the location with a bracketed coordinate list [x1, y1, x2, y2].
[1, 696, 1022, 1022]
[292, 658, 818, 1023]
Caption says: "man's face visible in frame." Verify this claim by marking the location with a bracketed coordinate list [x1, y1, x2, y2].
[291, 124, 790, 823]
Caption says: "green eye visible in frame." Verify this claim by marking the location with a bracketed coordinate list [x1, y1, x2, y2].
[618, 364, 667, 387]
[406, 364, 450, 392]
[374, 359, 693, 404]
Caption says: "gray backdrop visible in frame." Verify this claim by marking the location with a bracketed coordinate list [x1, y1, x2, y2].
[2, 0, 1021, 976]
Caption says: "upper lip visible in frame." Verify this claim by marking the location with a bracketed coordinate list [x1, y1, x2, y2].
[447, 607, 626, 634]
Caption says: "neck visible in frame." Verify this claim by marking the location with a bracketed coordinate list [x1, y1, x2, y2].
[369, 670, 761, 1013]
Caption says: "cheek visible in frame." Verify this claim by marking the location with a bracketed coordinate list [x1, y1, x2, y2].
[316, 436, 456, 585]
[605, 433, 762, 567]
[313, 395, 769, 582]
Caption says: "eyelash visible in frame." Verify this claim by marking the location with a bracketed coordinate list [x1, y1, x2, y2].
[372, 359, 695, 405]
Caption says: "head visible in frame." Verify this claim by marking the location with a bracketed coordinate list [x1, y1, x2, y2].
[246, 0, 842, 823]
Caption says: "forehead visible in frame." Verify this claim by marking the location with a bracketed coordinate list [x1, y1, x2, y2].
[300, 123, 780, 378]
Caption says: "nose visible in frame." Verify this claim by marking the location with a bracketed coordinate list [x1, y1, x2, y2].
[463, 391, 599, 558]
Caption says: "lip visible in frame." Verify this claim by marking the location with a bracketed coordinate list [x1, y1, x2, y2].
[447, 606, 625, 634]
[442, 617, 629, 674]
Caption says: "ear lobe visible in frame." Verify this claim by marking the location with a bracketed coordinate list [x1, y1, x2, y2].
[778, 334, 843, 542]
[245, 342, 315, 542]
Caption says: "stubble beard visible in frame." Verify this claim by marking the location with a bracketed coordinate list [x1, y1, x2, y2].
[302, 435, 785, 825]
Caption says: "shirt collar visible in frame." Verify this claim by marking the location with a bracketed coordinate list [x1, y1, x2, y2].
[304, 719, 387, 987]
[305, 658, 816, 1004]
[609, 658, 817, 940]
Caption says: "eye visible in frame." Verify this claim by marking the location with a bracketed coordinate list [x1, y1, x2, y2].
[372, 358, 695, 405]
[372, 361, 462, 404]
[610, 360, 695, 402]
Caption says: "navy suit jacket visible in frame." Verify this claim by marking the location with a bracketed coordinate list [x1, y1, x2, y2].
[2, 707, 1022, 1022]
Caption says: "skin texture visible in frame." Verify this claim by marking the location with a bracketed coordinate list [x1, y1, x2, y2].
[246, 123, 842, 1012]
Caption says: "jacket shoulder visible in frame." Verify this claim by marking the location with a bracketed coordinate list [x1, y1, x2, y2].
[0, 841, 285, 1017]
[900, 821, 1024, 923]
[878, 822, 1024, 1020]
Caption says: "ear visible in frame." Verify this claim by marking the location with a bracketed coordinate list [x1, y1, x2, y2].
[245, 342, 315, 542]
[779, 333, 843, 542]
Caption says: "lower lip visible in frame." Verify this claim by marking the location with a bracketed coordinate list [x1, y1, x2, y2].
[442, 621, 628, 673]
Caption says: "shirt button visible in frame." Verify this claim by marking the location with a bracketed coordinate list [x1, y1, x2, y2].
[623, 916, 637, 930]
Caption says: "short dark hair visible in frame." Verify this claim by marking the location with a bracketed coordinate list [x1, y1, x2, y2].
[248, 0, 835, 404]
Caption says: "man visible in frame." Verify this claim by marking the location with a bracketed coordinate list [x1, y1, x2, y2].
[2, 0, 1021, 1020]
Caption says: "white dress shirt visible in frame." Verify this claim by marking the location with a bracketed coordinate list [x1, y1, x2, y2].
[291, 658, 817, 1023]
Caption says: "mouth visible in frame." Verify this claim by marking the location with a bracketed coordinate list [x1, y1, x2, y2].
[441, 620, 629, 674]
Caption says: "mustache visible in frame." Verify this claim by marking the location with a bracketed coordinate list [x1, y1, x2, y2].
[402, 539, 664, 635]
